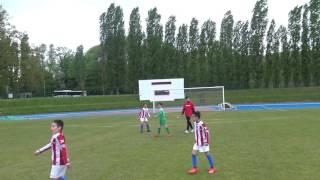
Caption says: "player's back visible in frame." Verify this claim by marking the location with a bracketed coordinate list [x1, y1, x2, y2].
[194, 120, 209, 146]
[50, 131, 68, 165]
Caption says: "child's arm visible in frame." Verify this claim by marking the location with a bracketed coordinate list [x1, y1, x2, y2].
[203, 124, 210, 146]
[34, 143, 51, 155]
[58, 135, 71, 168]
[181, 103, 185, 115]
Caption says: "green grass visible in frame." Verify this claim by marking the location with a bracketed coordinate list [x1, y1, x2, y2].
[0, 109, 319, 179]
[1, 87, 320, 115]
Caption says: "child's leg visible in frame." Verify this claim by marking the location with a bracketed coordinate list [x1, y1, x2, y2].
[192, 150, 198, 168]
[187, 117, 193, 130]
[145, 121, 150, 132]
[165, 124, 170, 134]
[140, 122, 144, 133]
[186, 116, 189, 131]
[158, 125, 162, 135]
[205, 152, 214, 168]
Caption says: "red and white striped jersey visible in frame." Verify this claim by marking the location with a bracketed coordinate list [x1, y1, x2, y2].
[138, 108, 150, 119]
[37, 131, 69, 165]
[194, 120, 210, 146]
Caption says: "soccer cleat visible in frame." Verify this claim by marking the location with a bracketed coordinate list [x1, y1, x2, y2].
[208, 167, 216, 174]
[147, 130, 151, 132]
[166, 134, 172, 137]
[185, 130, 190, 134]
[188, 167, 198, 174]
[190, 129, 194, 133]
[154, 134, 159, 137]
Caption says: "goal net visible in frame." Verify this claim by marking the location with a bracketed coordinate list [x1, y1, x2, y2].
[151, 86, 225, 113]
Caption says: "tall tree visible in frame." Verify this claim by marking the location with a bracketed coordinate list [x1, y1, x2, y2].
[73, 45, 86, 90]
[57, 47, 75, 90]
[272, 26, 281, 88]
[19, 33, 32, 92]
[146, 8, 163, 78]
[309, 0, 320, 84]
[301, 4, 312, 86]
[163, 16, 177, 77]
[289, 6, 302, 87]
[188, 18, 200, 86]
[199, 19, 216, 86]
[100, 4, 126, 94]
[250, 0, 269, 88]
[127, 7, 143, 93]
[279, 26, 291, 87]
[240, 21, 251, 89]
[220, 11, 234, 88]
[176, 24, 188, 78]
[264, 19, 276, 88]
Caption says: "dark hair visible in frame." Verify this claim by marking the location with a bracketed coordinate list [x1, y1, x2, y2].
[157, 102, 163, 106]
[185, 96, 189, 99]
[194, 111, 201, 118]
[53, 119, 64, 130]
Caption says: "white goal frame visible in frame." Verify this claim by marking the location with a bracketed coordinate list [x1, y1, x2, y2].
[151, 86, 225, 113]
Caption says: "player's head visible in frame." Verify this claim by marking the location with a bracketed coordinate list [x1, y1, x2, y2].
[157, 102, 163, 108]
[185, 96, 191, 102]
[192, 111, 201, 122]
[51, 119, 64, 133]
[143, 103, 148, 108]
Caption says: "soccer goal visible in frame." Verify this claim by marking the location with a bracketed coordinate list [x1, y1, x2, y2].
[150, 86, 226, 113]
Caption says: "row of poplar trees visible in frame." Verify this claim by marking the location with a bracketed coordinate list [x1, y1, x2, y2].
[99, 0, 320, 94]
[0, 0, 320, 97]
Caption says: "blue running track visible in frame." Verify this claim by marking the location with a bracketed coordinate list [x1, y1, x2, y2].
[1, 102, 320, 121]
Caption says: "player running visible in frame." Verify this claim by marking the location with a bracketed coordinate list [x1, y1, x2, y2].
[138, 104, 151, 133]
[181, 96, 195, 134]
[188, 111, 216, 174]
[35, 120, 70, 180]
[155, 103, 171, 137]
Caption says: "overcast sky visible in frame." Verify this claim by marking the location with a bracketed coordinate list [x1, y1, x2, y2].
[2, 0, 309, 51]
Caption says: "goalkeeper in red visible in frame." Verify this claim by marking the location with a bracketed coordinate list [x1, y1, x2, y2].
[188, 111, 216, 174]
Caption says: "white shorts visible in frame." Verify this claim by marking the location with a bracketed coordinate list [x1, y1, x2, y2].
[193, 143, 210, 153]
[50, 165, 67, 179]
[140, 118, 148, 122]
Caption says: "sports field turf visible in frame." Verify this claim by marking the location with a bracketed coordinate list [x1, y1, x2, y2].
[1, 109, 319, 180]
[1, 87, 320, 115]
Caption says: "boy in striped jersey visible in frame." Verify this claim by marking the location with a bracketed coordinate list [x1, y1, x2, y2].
[138, 104, 151, 133]
[188, 111, 216, 174]
[35, 120, 70, 180]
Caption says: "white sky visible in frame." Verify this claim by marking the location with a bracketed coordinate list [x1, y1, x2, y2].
[2, 0, 309, 51]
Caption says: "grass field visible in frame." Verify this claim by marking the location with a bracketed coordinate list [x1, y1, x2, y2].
[1, 87, 320, 115]
[1, 109, 319, 180]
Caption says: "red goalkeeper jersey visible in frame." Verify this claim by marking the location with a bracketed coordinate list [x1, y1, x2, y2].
[182, 101, 195, 117]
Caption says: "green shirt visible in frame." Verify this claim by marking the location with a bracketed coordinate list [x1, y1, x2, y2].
[158, 108, 166, 121]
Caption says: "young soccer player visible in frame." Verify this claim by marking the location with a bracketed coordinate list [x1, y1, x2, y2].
[155, 103, 171, 137]
[181, 96, 195, 134]
[138, 104, 151, 133]
[188, 111, 216, 174]
[35, 120, 70, 180]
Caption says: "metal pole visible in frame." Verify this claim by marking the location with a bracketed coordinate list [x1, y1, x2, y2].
[222, 86, 226, 110]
